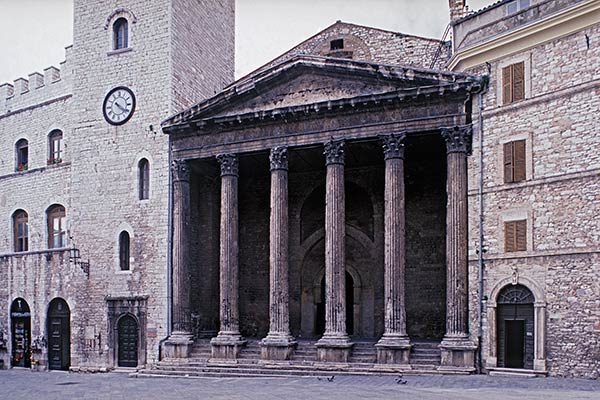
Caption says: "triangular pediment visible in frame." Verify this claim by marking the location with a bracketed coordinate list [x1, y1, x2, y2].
[163, 56, 478, 130]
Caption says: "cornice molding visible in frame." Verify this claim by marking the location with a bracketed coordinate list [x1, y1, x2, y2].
[449, 0, 600, 71]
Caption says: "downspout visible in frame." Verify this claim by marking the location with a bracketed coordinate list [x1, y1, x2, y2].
[476, 75, 489, 373]
[159, 135, 174, 361]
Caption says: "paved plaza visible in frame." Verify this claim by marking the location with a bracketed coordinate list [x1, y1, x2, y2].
[1, 370, 599, 400]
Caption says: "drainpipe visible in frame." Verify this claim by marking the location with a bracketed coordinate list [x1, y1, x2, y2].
[476, 76, 489, 373]
[159, 135, 174, 362]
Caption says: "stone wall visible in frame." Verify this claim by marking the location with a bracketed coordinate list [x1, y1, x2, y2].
[253, 21, 451, 76]
[464, 10, 600, 378]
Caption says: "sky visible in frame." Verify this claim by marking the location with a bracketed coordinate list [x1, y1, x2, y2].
[0, 0, 493, 85]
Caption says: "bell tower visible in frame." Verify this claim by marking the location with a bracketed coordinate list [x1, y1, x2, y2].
[67, 0, 235, 367]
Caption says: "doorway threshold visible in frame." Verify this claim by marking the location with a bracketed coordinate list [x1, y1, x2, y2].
[488, 367, 546, 378]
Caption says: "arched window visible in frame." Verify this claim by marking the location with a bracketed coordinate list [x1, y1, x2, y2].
[47, 205, 66, 249]
[48, 130, 63, 165]
[13, 210, 28, 252]
[119, 231, 130, 271]
[138, 158, 149, 200]
[15, 139, 28, 172]
[113, 17, 128, 50]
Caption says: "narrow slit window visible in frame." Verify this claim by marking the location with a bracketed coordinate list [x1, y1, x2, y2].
[138, 158, 150, 200]
[119, 231, 130, 271]
[113, 17, 129, 50]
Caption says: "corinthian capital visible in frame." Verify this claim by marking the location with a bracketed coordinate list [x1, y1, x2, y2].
[171, 159, 190, 182]
[381, 133, 406, 160]
[269, 147, 288, 171]
[441, 125, 472, 155]
[216, 153, 238, 176]
[324, 139, 345, 165]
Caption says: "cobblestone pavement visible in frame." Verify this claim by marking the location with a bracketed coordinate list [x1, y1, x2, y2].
[1, 369, 599, 400]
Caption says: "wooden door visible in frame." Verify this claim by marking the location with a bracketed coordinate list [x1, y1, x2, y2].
[118, 316, 138, 367]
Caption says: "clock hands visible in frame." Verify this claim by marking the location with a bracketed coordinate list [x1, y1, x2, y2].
[114, 101, 127, 113]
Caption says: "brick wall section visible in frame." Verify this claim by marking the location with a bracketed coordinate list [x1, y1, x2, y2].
[249, 22, 450, 78]
[464, 15, 600, 378]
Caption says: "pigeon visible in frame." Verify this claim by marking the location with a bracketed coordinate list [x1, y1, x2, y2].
[327, 375, 335, 382]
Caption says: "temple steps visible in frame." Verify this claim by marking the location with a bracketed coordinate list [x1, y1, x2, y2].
[133, 338, 461, 379]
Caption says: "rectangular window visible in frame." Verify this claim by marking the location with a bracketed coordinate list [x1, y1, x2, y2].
[506, 0, 530, 14]
[502, 62, 525, 105]
[48, 206, 66, 249]
[503, 140, 526, 183]
[505, 220, 527, 252]
[330, 39, 344, 51]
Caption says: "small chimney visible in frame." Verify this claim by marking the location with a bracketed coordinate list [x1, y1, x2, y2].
[449, 0, 467, 22]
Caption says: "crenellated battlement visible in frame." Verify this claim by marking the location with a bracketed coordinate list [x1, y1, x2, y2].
[0, 45, 73, 116]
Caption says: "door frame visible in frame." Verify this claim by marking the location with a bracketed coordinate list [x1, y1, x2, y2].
[486, 277, 546, 372]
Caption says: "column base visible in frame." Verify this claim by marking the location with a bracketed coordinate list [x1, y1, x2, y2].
[161, 333, 193, 359]
[438, 336, 477, 372]
[375, 334, 411, 364]
[210, 332, 247, 359]
[260, 334, 297, 360]
[316, 333, 353, 362]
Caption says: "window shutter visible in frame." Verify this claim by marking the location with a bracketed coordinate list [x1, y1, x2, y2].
[505, 222, 515, 252]
[502, 66, 512, 105]
[515, 220, 527, 251]
[513, 140, 526, 181]
[503, 142, 514, 183]
[512, 62, 525, 101]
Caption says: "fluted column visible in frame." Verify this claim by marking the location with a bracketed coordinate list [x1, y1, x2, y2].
[316, 139, 352, 362]
[211, 154, 245, 358]
[376, 134, 411, 364]
[439, 125, 476, 370]
[162, 160, 193, 359]
[171, 159, 192, 336]
[261, 147, 296, 360]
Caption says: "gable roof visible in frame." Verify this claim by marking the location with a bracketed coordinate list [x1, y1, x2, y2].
[162, 55, 480, 133]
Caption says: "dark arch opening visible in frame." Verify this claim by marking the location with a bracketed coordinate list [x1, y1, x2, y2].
[10, 298, 31, 368]
[47, 298, 70, 370]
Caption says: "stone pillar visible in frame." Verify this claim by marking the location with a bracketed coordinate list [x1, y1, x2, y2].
[439, 126, 476, 371]
[163, 159, 193, 359]
[376, 134, 411, 365]
[533, 303, 547, 372]
[261, 147, 296, 360]
[211, 154, 246, 359]
[316, 139, 353, 362]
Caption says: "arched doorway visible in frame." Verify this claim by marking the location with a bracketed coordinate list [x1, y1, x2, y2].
[497, 284, 535, 369]
[117, 315, 138, 367]
[316, 272, 355, 336]
[10, 298, 31, 368]
[47, 298, 70, 370]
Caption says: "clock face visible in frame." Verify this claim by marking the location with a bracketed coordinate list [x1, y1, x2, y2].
[103, 86, 136, 125]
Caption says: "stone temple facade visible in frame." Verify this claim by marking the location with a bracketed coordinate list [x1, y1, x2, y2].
[1, 0, 599, 379]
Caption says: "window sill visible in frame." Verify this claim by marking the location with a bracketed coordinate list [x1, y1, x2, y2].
[107, 47, 133, 56]
[0, 161, 70, 180]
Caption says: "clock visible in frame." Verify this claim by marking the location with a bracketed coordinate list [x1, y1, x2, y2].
[103, 86, 136, 125]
